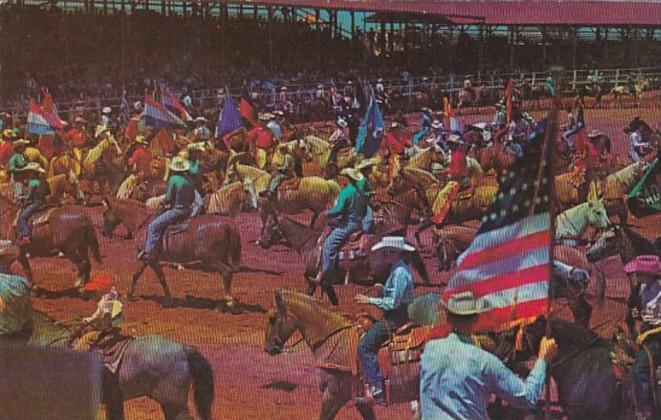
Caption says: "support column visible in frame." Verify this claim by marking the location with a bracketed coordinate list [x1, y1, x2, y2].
[571, 27, 578, 70]
[268, 6, 273, 72]
[478, 24, 484, 77]
[316, 9, 322, 70]
[509, 26, 516, 71]
[603, 27, 608, 67]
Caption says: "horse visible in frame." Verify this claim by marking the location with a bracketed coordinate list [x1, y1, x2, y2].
[258, 217, 427, 305]
[206, 180, 256, 217]
[624, 117, 661, 151]
[555, 198, 612, 247]
[467, 128, 516, 178]
[496, 316, 621, 420]
[305, 135, 360, 178]
[100, 197, 243, 308]
[519, 81, 551, 109]
[586, 224, 658, 265]
[27, 310, 214, 420]
[271, 138, 313, 176]
[574, 82, 604, 108]
[225, 161, 340, 236]
[0, 196, 101, 291]
[46, 170, 85, 205]
[611, 78, 649, 106]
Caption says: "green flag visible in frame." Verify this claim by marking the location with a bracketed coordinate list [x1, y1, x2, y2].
[627, 158, 661, 218]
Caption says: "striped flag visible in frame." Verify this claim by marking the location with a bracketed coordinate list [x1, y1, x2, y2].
[443, 97, 462, 134]
[442, 118, 554, 331]
[142, 95, 186, 129]
[161, 89, 192, 122]
[41, 91, 66, 129]
[27, 100, 56, 135]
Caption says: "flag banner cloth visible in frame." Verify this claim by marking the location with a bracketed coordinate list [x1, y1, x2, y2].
[505, 79, 513, 124]
[142, 95, 186, 129]
[443, 119, 553, 331]
[41, 91, 67, 130]
[354, 97, 384, 157]
[627, 158, 661, 218]
[161, 89, 192, 122]
[239, 98, 258, 128]
[217, 93, 243, 140]
[442, 97, 462, 135]
[27, 100, 58, 135]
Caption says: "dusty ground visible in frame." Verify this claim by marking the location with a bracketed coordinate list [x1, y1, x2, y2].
[21, 103, 661, 419]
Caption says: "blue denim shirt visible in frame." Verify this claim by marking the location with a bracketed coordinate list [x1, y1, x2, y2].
[368, 260, 414, 312]
[420, 333, 548, 420]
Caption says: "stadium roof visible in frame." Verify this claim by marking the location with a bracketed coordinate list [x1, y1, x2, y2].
[228, 1, 661, 27]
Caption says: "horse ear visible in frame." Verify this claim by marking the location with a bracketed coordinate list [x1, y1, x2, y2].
[275, 292, 286, 316]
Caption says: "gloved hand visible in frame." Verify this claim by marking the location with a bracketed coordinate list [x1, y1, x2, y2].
[538, 337, 558, 363]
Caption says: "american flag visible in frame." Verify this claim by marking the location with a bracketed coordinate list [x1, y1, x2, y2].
[161, 89, 192, 122]
[442, 118, 554, 331]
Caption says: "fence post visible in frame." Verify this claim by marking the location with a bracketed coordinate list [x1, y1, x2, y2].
[615, 68, 620, 86]
[572, 70, 577, 91]
[531, 72, 536, 85]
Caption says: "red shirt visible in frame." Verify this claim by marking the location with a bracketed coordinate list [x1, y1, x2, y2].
[124, 118, 139, 142]
[449, 149, 469, 178]
[250, 127, 275, 150]
[128, 145, 153, 173]
[63, 128, 88, 148]
[382, 131, 413, 156]
[575, 129, 599, 169]
[0, 141, 12, 167]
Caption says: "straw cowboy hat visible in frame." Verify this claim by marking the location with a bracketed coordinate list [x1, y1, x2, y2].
[442, 291, 486, 316]
[431, 120, 442, 129]
[2, 129, 16, 139]
[134, 135, 148, 145]
[340, 167, 364, 182]
[623, 255, 660, 275]
[133, 101, 143, 111]
[186, 142, 206, 152]
[371, 236, 415, 252]
[169, 156, 190, 172]
[355, 160, 375, 171]
[22, 162, 46, 174]
[13, 139, 30, 147]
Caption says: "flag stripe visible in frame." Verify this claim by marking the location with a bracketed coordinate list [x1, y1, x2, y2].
[458, 230, 550, 270]
[450, 248, 549, 288]
[474, 298, 548, 331]
[443, 264, 550, 299]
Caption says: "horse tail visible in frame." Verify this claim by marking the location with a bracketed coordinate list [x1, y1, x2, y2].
[184, 346, 214, 420]
[408, 250, 430, 285]
[85, 218, 102, 264]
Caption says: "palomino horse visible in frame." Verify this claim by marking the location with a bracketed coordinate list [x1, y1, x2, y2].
[555, 198, 612, 246]
[224, 162, 340, 235]
[305, 135, 360, 177]
[258, 217, 427, 306]
[45, 171, 85, 204]
[0, 196, 101, 291]
[27, 310, 214, 420]
[100, 198, 243, 308]
[206, 181, 256, 217]
[611, 78, 649, 106]
[271, 138, 313, 176]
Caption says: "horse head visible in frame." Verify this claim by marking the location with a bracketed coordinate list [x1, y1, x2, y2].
[243, 178, 258, 211]
[586, 197, 611, 230]
[586, 227, 619, 263]
[387, 170, 409, 197]
[297, 139, 313, 162]
[264, 292, 298, 355]
[258, 217, 283, 250]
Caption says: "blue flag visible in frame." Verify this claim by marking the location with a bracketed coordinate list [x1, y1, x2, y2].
[354, 97, 384, 157]
[216, 93, 243, 139]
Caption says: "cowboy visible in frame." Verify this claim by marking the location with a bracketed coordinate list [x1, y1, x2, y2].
[507, 108, 533, 158]
[381, 121, 413, 178]
[100, 106, 112, 129]
[328, 117, 351, 166]
[140, 156, 195, 262]
[125, 135, 152, 176]
[354, 236, 417, 404]
[492, 100, 507, 129]
[420, 291, 557, 419]
[0, 129, 16, 168]
[192, 117, 212, 143]
[314, 84, 325, 100]
[426, 120, 449, 155]
[545, 74, 556, 97]
[625, 125, 651, 163]
[624, 255, 661, 420]
[8, 139, 30, 203]
[184, 142, 206, 218]
[63, 117, 89, 150]
[73, 273, 123, 351]
[412, 107, 433, 145]
[266, 143, 295, 201]
[249, 113, 275, 170]
[267, 111, 283, 141]
[430, 135, 470, 225]
[355, 160, 376, 235]
[16, 162, 49, 246]
[313, 167, 370, 287]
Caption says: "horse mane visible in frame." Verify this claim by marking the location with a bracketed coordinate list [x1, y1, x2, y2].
[526, 317, 607, 351]
[280, 289, 349, 327]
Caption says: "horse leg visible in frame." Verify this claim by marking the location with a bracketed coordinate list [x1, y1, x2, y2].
[320, 384, 349, 420]
[149, 262, 174, 307]
[18, 251, 34, 288]
[209, 261, 237, 308]
[103, 371, 125, 420]
[309, 210, 320, 229]
[128, 262, 149, 300]
[321, 281, 339, 306]
[306, 275, 318, 296]
[355, 402, 376, 420]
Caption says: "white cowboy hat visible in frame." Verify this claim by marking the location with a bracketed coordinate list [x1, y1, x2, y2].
[102, 106, 112, 114]
[251, 92, 259, 99]
[390, 121, 400, 129]
[13, 139, 30, 147]
[431, 120, 442, 129]
[273, 110, 285, 116]
[186, 142, 206, 152]
[281, 86, 288, 91]
[355, 160, 375, 171]
[0, 239, 19, 261]
[134, 135, 148, 145]
[371, 236, 415, 252]
[447, 134, 463, 144]
[442, 291, 486, 316]
[194, 116, 208, 123]
[258, 113, 271, 121]
[133, 101, 143, 111]
[21, 162, 46, 173]
[317, 84, 324, 89]
[377, 78, 383, 83]
[169, 156, 190, 172]
[337, 117, 348, 128]
[421, 107, 432, 114]
[340, 167, 364, 182]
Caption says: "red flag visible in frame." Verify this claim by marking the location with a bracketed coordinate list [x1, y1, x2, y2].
[239, 98, 258, 128]
[505, 79, 513, 124]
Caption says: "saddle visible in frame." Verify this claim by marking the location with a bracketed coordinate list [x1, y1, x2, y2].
[338, 231, 370, 263]
[277, 177, 300, 192]
[71, 327, 134, 375]
[12, 206, 56, 230]
[164, 220, 190, 237]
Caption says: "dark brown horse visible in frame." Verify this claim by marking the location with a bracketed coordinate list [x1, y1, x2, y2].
[0, 197, 101, 291]
[100, 197, 243, 308]
[258, 217, 428, 305]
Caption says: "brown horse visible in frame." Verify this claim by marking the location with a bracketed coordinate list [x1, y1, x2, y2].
[100, 198, 243, 308]
[0, 197, 101, 291]
[258, 217, 427, 306]
[466, 128, 516, 178]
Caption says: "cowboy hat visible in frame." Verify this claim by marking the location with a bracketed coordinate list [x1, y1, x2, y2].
[623, 255, 660, 275]
[133, 101, 143, 111]
[134, 135, 148, 145]
[281, 86, 288, 91]
[169, 156, 190, 172]
[13, 139, 30, 147]
[355, 160, 375, 171]
[194, 116, 208, 123]
[421, 107, 432, 114]
[2, 128, 16, 139]
[273, 110, 285, 116]
[317, 84, 324, 89]
[340, 167, 364, 182]
[186, 142, 206, 152]
[442, 291, 485, 316]
[0, 240, 19, 264]
[390, 121, 400, 129]
[258, 113, 271, 121]
[377, 78, 384, 83]
[102, 106, 112, 114]
[337, 117, 348, 128]
[447, 134, 463, 144]
[371, 236, 415, 252]
[84, 273, 113, 293]
[431, 120, 442, 129]
[21, 162, 45, 173]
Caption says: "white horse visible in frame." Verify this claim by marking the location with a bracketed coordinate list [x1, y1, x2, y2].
[555, 198, 611, 246]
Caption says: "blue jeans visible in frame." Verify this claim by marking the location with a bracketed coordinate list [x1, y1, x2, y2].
[144, 208, 191, 255]
[190, 190, 204, 218]
[634, 337, 661, 411]
[321, 222, 361, 275]
[362, 207, 374, 233]
[18, 202, 44, 238]
[358, 313, 407, 388]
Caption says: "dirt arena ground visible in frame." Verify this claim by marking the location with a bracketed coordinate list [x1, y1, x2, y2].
[22, 101, 661, 419]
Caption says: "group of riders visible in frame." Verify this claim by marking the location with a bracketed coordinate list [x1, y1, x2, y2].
[0, 72, 660, 418]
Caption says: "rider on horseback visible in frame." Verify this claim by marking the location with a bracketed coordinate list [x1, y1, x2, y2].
[624, 255, 661, 420]
[430, 135, 470, 225]
[8, 138, 29, 202]
[312, 167, 370, 287]
[625, 124, 652, 163]
[412, 107, 433, 145]
[140, 156, 195, 263]
[16, 163, 48, 247]
[354, 236, 416, 405]
[329, 116, 350, 165]
[266, 144, 295, 201]
[185, 142, 206, 217]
